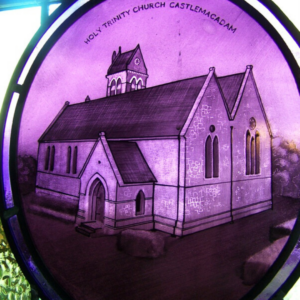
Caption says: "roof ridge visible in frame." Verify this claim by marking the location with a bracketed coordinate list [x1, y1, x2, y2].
[107, 46, 135, 74]
[67, 74, 208, 106]
[118, 48, 135, 56]
[125, 45, 139, 67]
[107, 47, 138, 75]
[214, 74, 232, 119]
[230, 66, 252, 118]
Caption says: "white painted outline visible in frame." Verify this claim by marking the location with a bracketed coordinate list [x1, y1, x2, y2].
[2, 92, 19, 208]
[109, 78, 117, 88]
[245, 0, 300, 67]
[136, 78, 143, 89]
[18, 0, 90, 85]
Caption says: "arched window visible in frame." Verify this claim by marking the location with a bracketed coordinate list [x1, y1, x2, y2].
[44, 146, 50, 170]
[72, 146, 77, 174]
[205, 136, 212, 178]
[66, 146, 71, 173]
[50, 146, 55, 171]
[137, 80, 142, 90]
[246, 131, 251, 175]
[213, 136, 219, 177]
[136, 190, 145, 215]
[116, 78, 122, 95]
[110, 79, 116, 96]
[251, 137, 255, 175]
[255, 132, 260, 174]
[130, 78, 136, 91]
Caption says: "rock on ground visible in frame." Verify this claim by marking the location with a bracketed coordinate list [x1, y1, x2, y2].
[242, 236, 288, 285]
[117, 229, 166, 258]
[270, 218, 296, 241]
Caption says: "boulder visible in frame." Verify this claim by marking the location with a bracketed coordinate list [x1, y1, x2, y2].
[270, 218, 296, 241]
[117, 229, 165, 258]
[242, 236, 288, 285]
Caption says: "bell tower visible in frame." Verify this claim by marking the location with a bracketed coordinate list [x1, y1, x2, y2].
[106, 44, 148, 96]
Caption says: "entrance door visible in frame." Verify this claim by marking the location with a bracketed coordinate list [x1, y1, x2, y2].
[90, 180, 105, 222]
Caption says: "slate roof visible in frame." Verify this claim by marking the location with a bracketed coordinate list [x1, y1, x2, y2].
[217, 73, 245, 114]
[107, 49, 136, 75]
[41, 75, 207, 141]
[108, 141, 156, 184]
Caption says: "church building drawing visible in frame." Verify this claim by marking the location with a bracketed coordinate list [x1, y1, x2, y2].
[36, 44, 272, 236]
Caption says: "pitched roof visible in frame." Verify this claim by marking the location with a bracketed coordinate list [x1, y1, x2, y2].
[107, 48, 136, 75]
[108, 141, 156, 184]
[41, 75, 207, 141]
[217, 73, 245, 114]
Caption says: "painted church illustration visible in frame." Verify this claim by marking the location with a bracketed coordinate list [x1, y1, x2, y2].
[36, 44, 272, 236]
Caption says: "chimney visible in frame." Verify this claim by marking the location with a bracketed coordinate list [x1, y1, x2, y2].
[118, 46, 121, 54]
[112, 51, 116, 63]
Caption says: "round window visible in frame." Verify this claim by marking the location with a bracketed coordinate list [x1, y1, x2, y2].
[249, 117, 256, 129]
[209, 125, 216, 132]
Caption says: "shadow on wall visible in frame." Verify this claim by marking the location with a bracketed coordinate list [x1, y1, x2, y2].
[272, 137, 300, 199]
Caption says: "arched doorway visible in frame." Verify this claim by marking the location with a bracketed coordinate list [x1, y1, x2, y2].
[89, 179, 105, 222]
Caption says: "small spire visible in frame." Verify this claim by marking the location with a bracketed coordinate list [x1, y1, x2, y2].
[85, 95, 91, 102]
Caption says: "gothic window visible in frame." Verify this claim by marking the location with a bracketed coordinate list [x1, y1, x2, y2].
[136, 190, 145, 215]
[246, 131, 251, 175]
[49, 146, 55, 171]
[246, 130, 261, 175]
[116, 78, 122, 95]
[137, 80, 142, 90]
[66, 146, 71, 173]
[213, 136, 219, 177]
[130, 78, 136, 91]
[205, 136, 212, 178]
[251, 137, 255, 174]
[72, 146, 78, 174]
[44, 146, 50, 170]
[255, 132, 260, 174]
[110, 79, 116, 96]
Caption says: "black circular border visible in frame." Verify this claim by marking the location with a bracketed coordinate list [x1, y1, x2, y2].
[0, 1, 299, 299]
